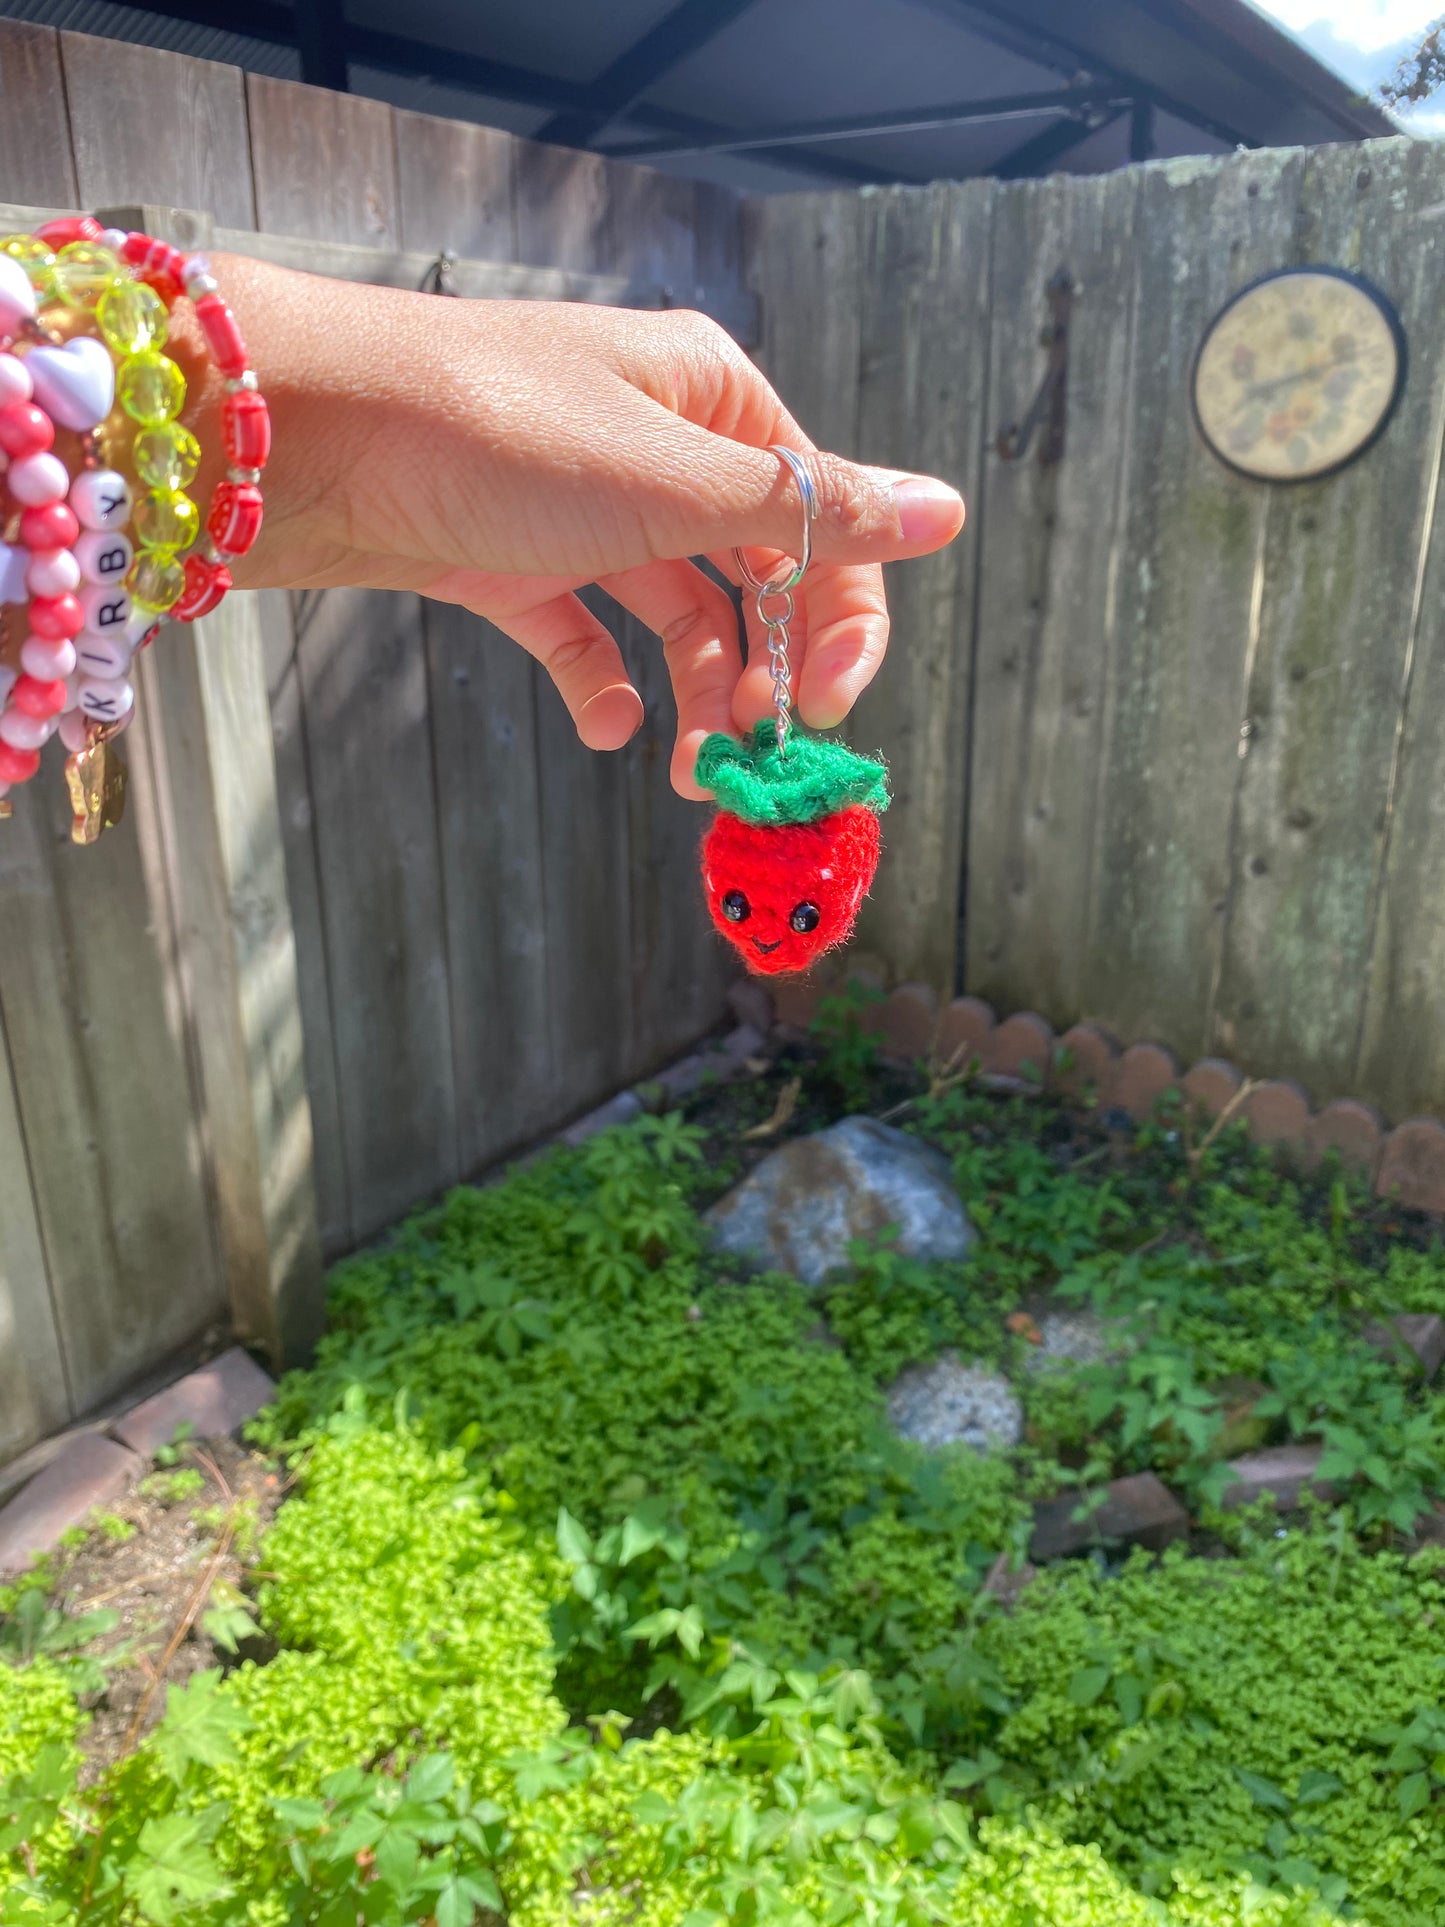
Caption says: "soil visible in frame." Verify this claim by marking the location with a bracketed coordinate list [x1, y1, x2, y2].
[38, 1435, 284, 1781]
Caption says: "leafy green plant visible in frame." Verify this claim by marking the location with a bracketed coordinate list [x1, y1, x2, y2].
[0, 1591, 120, 1696]
[809, 981, 885, 1111]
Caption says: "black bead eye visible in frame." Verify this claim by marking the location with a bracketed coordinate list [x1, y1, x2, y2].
[790, 901, 821, 934]
[722, 890, 750, 924]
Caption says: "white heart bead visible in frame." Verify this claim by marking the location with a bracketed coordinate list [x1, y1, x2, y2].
[73, 631, 131, 679]
[78, 675, 133, 724]
[0, 353, 31, 404]
[0, 539, 28, 605]
[26, 549, 81, 597]
[75, 530, 132, 585]
[58, 707, 88, 750]
[79, 583, 131, 635]
[24, 336, 115, 432]
[21, 635, 76, 680]
[0, 707, 56, 750]
[0, 254, 37, 334]
[69, 467, 131, 532]
[7, 450, 68, 507]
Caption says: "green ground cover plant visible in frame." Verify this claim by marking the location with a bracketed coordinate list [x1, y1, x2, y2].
[3, 1043, 1445, 1925]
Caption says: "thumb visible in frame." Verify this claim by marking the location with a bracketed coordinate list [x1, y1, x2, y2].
[641, 417, 965, 568]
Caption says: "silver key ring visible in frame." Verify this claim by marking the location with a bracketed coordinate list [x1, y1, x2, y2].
[734, 446, 818, 754]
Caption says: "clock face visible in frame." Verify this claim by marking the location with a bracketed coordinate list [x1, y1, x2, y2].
[1191, 268, 1405, 482]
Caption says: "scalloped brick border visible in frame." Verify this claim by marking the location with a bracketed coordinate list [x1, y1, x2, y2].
[747, 974, 1445, 1216]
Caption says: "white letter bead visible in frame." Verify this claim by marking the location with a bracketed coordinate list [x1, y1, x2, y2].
[26, 548, 80, 597]
[79, 584, 131, 634]
[69, 468, 132, 533]
[73, 631, 131, 679]
[7, 451, 69, 506]
[21, 635, 76, 680]
[99, 228, 128, 252]
[75, 530, 133, 585]
[58, 708, 88, 751]
[0, 707, 56, 750]
[0, 354, 31, 404]
[0, 253, 37, 332]
[78, 676, 134, 724]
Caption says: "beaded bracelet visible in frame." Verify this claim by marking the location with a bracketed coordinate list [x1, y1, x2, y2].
[0, 214, 269, 838]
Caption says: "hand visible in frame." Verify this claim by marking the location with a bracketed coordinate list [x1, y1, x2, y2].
[177, 257, 965, 797]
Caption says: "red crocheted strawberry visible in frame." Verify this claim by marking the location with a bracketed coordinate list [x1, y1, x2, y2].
[695, 723, 890, 976]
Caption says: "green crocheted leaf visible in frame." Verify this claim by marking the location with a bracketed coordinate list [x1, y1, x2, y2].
[694, 721, 890, 827]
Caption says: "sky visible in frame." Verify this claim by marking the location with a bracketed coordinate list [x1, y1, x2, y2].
[1250, 0, 1445, 134]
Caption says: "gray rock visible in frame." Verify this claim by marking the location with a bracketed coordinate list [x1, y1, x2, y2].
[1030, 1472, 1189, 1562]
[705, 1116, 975, 1287]
[887, 1353, 1022, 1453]
[1025, 1306, 1116, 1374]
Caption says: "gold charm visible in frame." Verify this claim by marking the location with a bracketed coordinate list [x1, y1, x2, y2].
[65, 724, 128, 845]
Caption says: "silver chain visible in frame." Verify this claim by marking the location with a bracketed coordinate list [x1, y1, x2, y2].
[732, 447, 817, 760]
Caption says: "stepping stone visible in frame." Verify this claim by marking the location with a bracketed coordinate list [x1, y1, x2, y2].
[112, 1346, 276, 1457]
[1029, 1472, 1188, 1561]
[1363, 1313, 1445, 1380]
[1221, 1443, 1336, 1511]
[888, 1354, 1022, 1453]
[0, 1434, 140, 1575]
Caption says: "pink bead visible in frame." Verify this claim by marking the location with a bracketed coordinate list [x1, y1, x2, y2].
[36, 216, 102, 247]
[19, 503, 78, 551]
[0, 707, 56, 751]
[7, 451, 69, 507]
[11, 674, 66, 719]
[26, 550, 80, 598]
[0, 354, 32, 405]
[29, 593, 83, 641]
[0, 402, 53, 459]
[21, 634, 75, 680]
[58, 708, 88, 751]
[195, 294, 248, 377]
[0, 739, 40, 783]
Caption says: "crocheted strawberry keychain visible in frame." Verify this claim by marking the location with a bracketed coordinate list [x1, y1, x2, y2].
[695, 445, 891, 977]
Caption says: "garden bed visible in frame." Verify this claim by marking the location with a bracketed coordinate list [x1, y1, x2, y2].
[3, 998, 1445, 1926]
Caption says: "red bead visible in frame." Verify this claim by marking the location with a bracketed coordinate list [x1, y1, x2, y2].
[195, 294, 248, 378]
[221, 389, 271, 469]
[0, 403, 53, 459]
[35, 216, 103, 247]
[29, 593, 83, 641]
[19, 503, 79, 550]
[172, 551, 232, 622]
[0, 741, 40, 784]
[207, 481, 263, 557]
[11, 674, 67, 719]
[120, 232, 183, 309]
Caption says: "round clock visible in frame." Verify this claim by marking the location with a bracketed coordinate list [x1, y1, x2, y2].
[1191, 266, 1405, 483]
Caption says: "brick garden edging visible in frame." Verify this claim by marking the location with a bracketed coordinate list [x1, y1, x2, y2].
[766, 974, 1445, 1216]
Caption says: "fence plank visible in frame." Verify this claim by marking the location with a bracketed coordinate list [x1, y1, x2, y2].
[0, 21, 77, 208]
[966, 169, 1140, 1026]
[258, 591, 351, 1254]
[1074, 148, 1310, 1062]
[421, 601, 555, 1173]
[62, 36, 254, 227]
[748, 191, 864, 461]
[246, 75, 400, 246]
[1211, 141, 1445, 1099]
[0, 1027, 67, 1462]
[294, 587, 459, 1240]
[394, 108, 516, 261]
[848, 181, 993, 990]
[513, 140, 612, 274]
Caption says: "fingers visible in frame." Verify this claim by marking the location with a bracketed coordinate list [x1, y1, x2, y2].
[711, 552, 891, 736]
[597, 559, 743, 798]
[456, 583, 643, 750]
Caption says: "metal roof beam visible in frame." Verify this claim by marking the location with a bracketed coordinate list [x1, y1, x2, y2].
[536, 0, 759, 148]
[994, 103, 1128, 179]
[606, 84, 1131, 160]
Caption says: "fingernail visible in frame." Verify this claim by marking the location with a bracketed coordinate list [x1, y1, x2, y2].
[577, 684, 643, 751]
[892, 477, 966, 544]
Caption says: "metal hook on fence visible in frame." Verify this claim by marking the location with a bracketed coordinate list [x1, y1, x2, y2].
[996, 269, 1075, 465]
[420, 249, 458, 296]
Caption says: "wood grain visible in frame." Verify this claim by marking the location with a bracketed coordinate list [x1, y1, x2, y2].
[394, 108, 515, 261]
[967, 169, 1141, 1024]
[747, 190, 864, 460]
[62, 35, 254, 228]
[247, 74, 399, 245]
[0, 1026, 68, 1462]
[0, 21, 77, 209]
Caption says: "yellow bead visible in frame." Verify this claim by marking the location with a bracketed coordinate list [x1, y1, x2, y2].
[51, 241, 123, 311]
[134, 422, 201, 491]
[118, 351, 186, 427]
[97, 279, 167, 356]
[126, 551, 186, 613]
[134, 487, 199, 554]
[0, 234, 54, 294]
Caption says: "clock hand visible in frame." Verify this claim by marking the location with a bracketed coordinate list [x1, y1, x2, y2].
[1242, 350, 1351, 405]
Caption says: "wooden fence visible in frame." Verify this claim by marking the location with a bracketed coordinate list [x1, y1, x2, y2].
[753, 134, 1445, 1130]
[0, 22, 745, 1466]
[5, 21, 1445, 1472]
